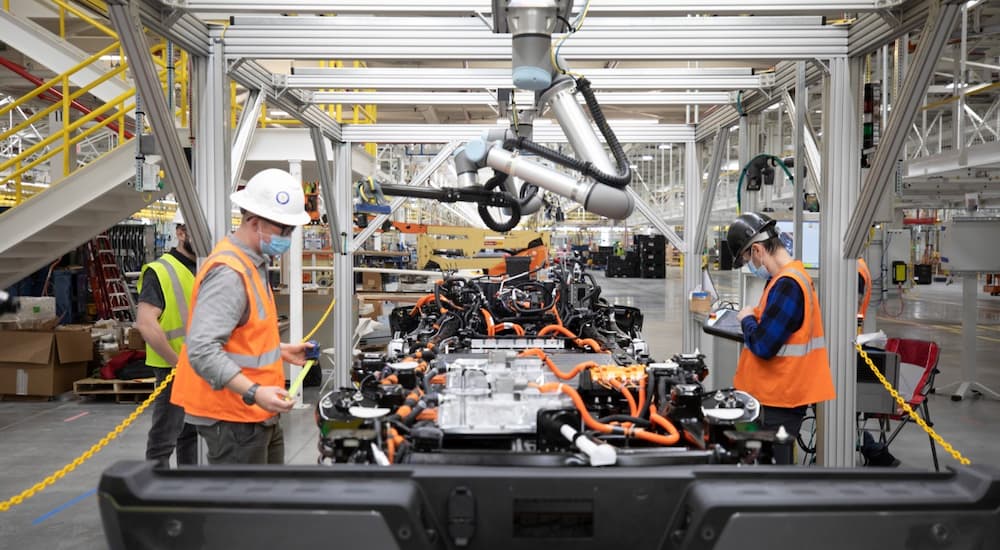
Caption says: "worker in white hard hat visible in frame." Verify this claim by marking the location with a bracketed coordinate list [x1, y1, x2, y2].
[171, 169, 314, 464]
[136, 210, 198, 467]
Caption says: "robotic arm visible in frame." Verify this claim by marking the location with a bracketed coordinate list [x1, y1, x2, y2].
[457, 0, 634, 224]
[379, 1, 633, 230]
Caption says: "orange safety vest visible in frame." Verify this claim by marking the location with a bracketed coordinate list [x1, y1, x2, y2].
[857, 258, 872, 320]
[171, 238, 284, 423]
[734, 260, 836, 408]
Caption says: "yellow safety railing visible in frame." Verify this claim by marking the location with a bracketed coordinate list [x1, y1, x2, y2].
[1, 0, 190, 206]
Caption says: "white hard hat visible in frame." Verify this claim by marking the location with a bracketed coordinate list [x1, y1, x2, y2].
[231, 168, 310, 227]
[172, 210, 185, 225]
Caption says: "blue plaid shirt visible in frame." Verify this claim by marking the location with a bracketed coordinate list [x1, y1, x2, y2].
[740, 277, 805, 359]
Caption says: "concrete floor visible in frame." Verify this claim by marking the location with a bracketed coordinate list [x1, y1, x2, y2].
[2, 266, 999, 547]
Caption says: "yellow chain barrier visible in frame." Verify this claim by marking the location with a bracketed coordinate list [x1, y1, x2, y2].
[0, 371, 175, 512]
[856, 343, 971, 466]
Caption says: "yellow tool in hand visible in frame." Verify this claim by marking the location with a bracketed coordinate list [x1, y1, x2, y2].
[286, 339, 321, 401]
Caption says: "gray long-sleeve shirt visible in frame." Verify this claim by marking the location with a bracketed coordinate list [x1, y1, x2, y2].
[185, 235, 276, 425]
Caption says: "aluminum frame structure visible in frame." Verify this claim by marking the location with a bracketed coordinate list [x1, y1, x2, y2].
[817, 56, 863, 468]
[844, 1, 964, 260]
[280, 67, 770, 91]
[167, 0, 906, 15]
[340, 123, 694, 144]
[309, 91, 734, 107]
[191, 25, 232, 243]
[107, 0, 212, 255]
[223, 16, 847, 61]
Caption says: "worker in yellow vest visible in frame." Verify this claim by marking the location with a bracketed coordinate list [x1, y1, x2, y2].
[171, 169, 313, 465]
[728, 212, 836, 464]
[136, 210, 197, 468]
[857, 257, 872, 328]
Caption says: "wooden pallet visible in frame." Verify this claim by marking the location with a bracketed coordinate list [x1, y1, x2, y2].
[73, 377, 156, 403]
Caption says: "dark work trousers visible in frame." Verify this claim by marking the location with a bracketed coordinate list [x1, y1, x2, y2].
[146, 367, 198, 467]
[196, 421, 285, 465]
[760, 405, 809, 465]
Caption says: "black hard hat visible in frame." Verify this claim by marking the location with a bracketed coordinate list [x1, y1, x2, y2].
[727, 212, 777, 268]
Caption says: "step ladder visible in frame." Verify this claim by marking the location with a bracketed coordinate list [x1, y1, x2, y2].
[86, 233, 135, 321]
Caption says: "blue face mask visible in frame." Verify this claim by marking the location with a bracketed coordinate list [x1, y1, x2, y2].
[747, 248, 770, 280]
[259, 229, 292, 256]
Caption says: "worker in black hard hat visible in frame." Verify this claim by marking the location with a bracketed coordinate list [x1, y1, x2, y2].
[727, 212, 835, 463]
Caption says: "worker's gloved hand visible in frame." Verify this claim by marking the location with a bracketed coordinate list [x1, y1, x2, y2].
[254, 386, 295, 413]
[305, 339, 321, 361]
[736, 306, 756, 321]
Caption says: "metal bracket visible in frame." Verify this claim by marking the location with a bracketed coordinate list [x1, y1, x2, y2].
[810, 58, 831, 75]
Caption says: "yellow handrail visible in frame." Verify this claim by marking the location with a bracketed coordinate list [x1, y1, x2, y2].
[0, 88, 135, 175]
[0, 61, 129, 143]
[1, 101, 135, 188]
[52, 0, 116, 38]
[0, 42, 121, 118]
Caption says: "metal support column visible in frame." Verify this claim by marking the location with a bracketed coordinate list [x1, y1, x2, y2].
[287, 159, 307, 407]
[333, 142, 355, 389]
[844, 1, 963, 258]
[693, 126, 731, 259]
[792, 62, 806, 260]
[108, 1, 211, 255]
[817, 56, 863, 467]
[682, 141, 701, 353]
[938, 275, 1000, 401]
[231, 89, 264, 191]
[309, 127, 344, 254]
[191, 25, 231, 243]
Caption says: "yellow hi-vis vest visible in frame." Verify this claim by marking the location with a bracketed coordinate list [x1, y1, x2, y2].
[138, 254, 194, 367]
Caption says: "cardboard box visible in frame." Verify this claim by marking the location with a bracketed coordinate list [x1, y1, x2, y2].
[0, 326, 93, 396]
[362, 272, 382, 291]
[125, 326, 145, 351]
[689, 292, 713, 314]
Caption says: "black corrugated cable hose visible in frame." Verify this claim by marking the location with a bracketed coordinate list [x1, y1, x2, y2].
[479, 170, 522, 232]
[500, 77, 631, 188]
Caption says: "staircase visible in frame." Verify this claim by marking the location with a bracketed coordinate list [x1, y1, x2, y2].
[0, 142, 167, 289]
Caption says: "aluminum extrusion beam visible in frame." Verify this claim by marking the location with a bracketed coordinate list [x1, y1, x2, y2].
[231, 89, 264, 191]
[309, 127, 343, 255]
[692, 126, 731, 261]
[332, 142, 355, 390]
[695, 61, 824, 142]
[848, 1, 929, 57]
[682, 141, 702, 353]
[350, 142, 460, 250]
[781, 87, 823, 198]
[817, 56, 862, 468]
[229, 60, 343, 142]
[845, 1, 963, 260]
[626, 187, 685, 253]
[192, 25, 231, 243]
[169, 0, 905, 15]
[223, 17, 846, 60]
[341, 124, 694, 144]
[134, 0, 211, 55]
[792, 62, 806, 261]
[282, 67, 769, 91]
[309, 91, 734, 106]
[108, 1, 211, 255]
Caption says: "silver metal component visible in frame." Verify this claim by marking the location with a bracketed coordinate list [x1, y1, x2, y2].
[436, 356, 569, 434]
[540, 77, 616, 175]
[844, 1, 963, 259]
[284, 67, 767, 91]
[469, 338, 562, 351]
[342, 123, 693, 144]
[483, 147, 634, 219]
[108, 2, 212, 256]
[310, 127, 344, 254]
[231, 89, 264, 191]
